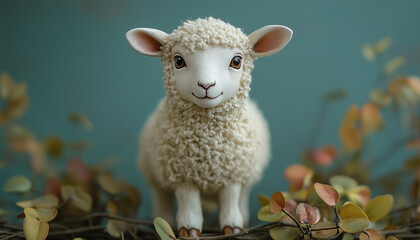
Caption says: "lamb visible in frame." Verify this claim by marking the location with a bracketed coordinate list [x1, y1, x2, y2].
[126, 17, 292, 237]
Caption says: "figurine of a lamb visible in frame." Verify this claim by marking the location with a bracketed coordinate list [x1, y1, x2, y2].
[126, 17, 292, 237]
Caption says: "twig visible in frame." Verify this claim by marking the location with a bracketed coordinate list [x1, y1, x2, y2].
[368, 137, 410, 167]
[0, 231, 24, 240]
[198, 221, 298, 240]
[282, 209, 305, 235]
[60, 213, 154, 227]
[48, 225, 104, 236]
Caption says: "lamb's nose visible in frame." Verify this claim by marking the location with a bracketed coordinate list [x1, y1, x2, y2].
[198, 81, 216, 90]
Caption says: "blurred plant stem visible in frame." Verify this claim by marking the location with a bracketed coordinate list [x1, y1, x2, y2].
[308, 102, 330, 148]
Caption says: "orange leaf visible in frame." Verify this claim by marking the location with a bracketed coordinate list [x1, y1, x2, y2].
[269, 191, 285, 214]
[339, 124, 362, 151]
[284, 164, 312, 192]
[314, 183, 340, 207]
[361, 103, 382, 135]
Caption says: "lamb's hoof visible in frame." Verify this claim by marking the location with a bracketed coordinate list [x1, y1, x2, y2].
[222, 226, 242, 235]
[178, 227, 200, 238]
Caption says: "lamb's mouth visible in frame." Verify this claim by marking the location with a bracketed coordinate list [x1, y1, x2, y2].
[192, 92, 223, 100]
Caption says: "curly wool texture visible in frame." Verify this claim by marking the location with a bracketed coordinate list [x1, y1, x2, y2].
[139, 18, 270, 192]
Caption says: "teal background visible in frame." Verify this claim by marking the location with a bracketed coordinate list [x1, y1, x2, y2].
[1, 0, 420, 226]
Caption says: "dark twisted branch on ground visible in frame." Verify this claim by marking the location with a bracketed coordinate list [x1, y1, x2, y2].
[3, 212, 420, 240]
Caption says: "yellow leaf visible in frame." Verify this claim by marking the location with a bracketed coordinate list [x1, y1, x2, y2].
[23, 215, 49, 240]
[107, 220, 126, 238]
[312, 221, 339, 239]
[342, 105, 360, 126]
[362, 45, 376, 62]
[0, 72, 15, 100]
[154, 217, 176, 240]
[258, 194, 270, 207]
[61, 185, 92, 212]
[24, 207, 57, 222]
[269, 226, 300, 240]
[339, 203, 370, 233]
[10, 82, 27, 100]
[339, 124, 362, 151]
[17, 195, 59, 209]
[98, 173, 120, 194]
[257, 205, 284, 222]
[385, 57, 405, 75]
[364, 194, 394, 222]
[3, 175, 31, 192]
[374, 37, 392, 55]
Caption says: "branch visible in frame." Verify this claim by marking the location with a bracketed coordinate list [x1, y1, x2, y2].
[60, 212, 154, 227]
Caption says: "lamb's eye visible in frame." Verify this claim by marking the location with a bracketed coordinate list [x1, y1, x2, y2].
[174, 55, 186, 69]
[229, 56, 242, 69]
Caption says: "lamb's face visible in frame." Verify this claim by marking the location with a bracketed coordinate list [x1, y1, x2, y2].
[171, 45, 244, 108]
[126, 18, 293, 108]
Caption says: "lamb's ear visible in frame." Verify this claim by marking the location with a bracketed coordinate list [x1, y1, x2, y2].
[248, 25, 293, 58]
[126, 28, 167, 57]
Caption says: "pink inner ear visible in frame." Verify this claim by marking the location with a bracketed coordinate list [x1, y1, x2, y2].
[134, 31, 162, 53]
[253, 29, 285, 53]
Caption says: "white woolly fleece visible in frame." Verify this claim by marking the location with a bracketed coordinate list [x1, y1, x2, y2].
[139, 17, 270, 193]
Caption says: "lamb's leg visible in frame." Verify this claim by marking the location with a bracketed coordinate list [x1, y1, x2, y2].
[150, 184, 175, 226]
[239, 185, 251, 228]
[175, 182, 203, 237]
[219, 183, 243, 234]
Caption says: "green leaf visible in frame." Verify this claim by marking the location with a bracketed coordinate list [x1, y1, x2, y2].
[17, 195, 59, 209]
[370, 89, 392, 108]
[269, 227, 300, 240]
[384, 56, 405, 75]
[107, 220, 126, 238]
[312, 221, 339, 239]
[43, 136, 64, 159]
[0, 207, 7, 216]
[154, 217, 175, 240]
[342, 233, 355, 240]
[269, 191, 285, 214]
[61, 185, 92, 212]
[314, 183, 340, 206]
[3, 175, 31, 192]
[68, 113, 93, 131]
[257, 205, 284, 222]
[23, 215, 49, 240]
[98, 173, 120, 194]
[323, 89, 347, 102]
[347, 185, 371, 208]
[405, 155, 420, 170]
[339, 202, 370, 233]
[258, 194, 270, 207]
[330, 175, 357, 195]
[364, 194, 394, 222]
